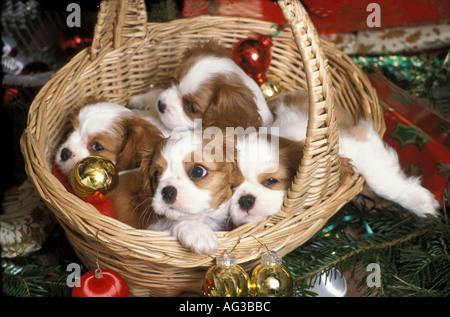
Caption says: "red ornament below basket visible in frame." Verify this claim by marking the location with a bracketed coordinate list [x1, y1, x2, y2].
[72, 268, 130, 297]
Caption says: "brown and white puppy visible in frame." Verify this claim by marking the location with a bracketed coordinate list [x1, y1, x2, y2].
[230, 90, 439, 227]
[55, 100, 164, 177]
[230, 133, 305, 226]
[147, 130, 243, 254]
[155, 40, 273, 130]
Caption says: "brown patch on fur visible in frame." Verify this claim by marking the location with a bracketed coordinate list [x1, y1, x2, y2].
[147, 138, 169, 194]
[339, 156, 355, 183]
[174, 40, 230, 83]
[339, 121, 370, 142]
[268, 89, 309, 115]
[114, 114, 164, 171]
[87, 131, 123, 163]
[268, 89, 360, 129]
[86, 113, 164, 171]
[257, 137, 304, 190]
[111, 170, 155, 229]
[181, 133, 244, 209]
[201, 74, 262, 129]
[183, 159, 243, 209]
[112, 138, 168, 229]
[170, 40, 262, 130]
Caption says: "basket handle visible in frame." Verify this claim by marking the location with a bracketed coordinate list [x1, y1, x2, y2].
[90, 0, 148, 60]
[277, 0, 341, 210]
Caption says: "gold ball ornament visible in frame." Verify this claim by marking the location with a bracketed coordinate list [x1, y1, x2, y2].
[201, 252, 250, 297]
[69, 156, 118, 198]
[250, 251, 294, 297]
[260, 74, 286, 100]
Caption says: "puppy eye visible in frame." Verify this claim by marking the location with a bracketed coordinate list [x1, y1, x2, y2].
[263, 178, 279, 186]
[184, 100, 195, 113]
[92, 142, 104, 152]
[153, 171, 159, 185]
[189, 165, 207, 179]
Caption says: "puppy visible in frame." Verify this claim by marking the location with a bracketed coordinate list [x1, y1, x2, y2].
[128, 86, 173, 137]
[148, 130, 243, 254]
[230, 133, 304, 226]
[155, 40, 273, 130]
[55, 99, 164, 177]
[230, 91, 439, 226]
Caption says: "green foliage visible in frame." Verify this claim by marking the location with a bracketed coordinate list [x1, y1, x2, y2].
[284, 192, 450, 297]
[2, 261, 72, 297]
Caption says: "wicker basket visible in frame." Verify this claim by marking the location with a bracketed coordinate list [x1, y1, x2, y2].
[21, 0, 385, 296]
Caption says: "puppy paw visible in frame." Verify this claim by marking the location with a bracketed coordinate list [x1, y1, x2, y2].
[175, 222, 218, 254]
[403, 185, 440, 218]
[128, 94, 146, 109]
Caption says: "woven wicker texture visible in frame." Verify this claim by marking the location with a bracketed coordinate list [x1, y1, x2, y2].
[21, 0, 385, 296]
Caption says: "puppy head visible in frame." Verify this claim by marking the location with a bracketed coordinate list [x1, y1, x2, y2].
[55, 101, 163, 176]
[157, 40, 262, 130]
[230, 135, 303, 226]
[149, 130, 243, 223]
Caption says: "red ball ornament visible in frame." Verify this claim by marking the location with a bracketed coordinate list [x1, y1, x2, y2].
[231, 34, 273, 85]
[72, 268, 130, 297]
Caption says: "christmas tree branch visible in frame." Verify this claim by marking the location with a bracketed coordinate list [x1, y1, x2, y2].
[297, 228, 430, 281]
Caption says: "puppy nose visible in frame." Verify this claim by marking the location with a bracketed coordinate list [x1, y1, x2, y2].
[238, 195, 256, 212]
[157, 99, 166, 113]
[161, 186, 177, 204]
[60, 148, 73, 162]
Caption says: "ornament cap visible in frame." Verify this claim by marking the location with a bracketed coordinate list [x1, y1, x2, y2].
[216, 251, 237, 267]
[261, 251, 282, 267]
[257, 34, 273, 48]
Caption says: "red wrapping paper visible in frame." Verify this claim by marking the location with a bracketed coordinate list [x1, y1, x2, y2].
[369, 73, 450, 204]
[302, 0, 450, 34]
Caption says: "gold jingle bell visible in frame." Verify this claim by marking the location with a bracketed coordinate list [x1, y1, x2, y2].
[260, 73, 286, 100]
[69, 156, 118, 198]
[201, 252, 250, 297]
[250, 251, 294, 297]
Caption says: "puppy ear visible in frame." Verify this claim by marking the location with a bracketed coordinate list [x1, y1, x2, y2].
[202, 78, 262, 129]
[278, 137, 304, 181]
[116, 116, 164, 171]
[224, 134, 244, 189]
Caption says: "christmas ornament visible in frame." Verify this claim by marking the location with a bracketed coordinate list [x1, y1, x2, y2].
[305, 267, 347, 297]
[260, 73, 286, 100]
[52, 156, 118, 219]
[72, 267, 130, 297]
[231, 34, 273, 85]
[249, 251, 294, 297]
[69, 156, 118, 198]
[201, 252, 249, 297]
[231, 34, 286, 99]
[59, 28, 93, 58]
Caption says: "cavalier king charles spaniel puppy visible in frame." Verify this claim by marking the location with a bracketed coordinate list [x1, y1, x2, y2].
[130, 40, 273, 132]
[147, 129, 243, 254]
[55, 99, 163, 177]
[229, 90, 439, 226]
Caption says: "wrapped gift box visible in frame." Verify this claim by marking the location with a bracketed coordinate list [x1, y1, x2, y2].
[369, 73, 450, 204]
[302, 0, 450, 34]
